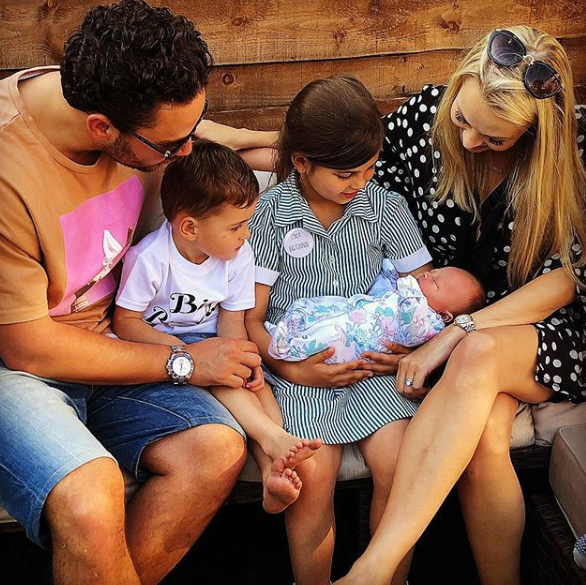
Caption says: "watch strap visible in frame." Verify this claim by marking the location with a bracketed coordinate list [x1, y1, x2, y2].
[454, 315, 476, 334]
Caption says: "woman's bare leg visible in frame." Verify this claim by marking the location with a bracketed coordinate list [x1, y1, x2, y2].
[358, 418, 413, 585]
[458, 393, 523, 585]
[286, 444, 343, 585]
[334, 326, 552, 585]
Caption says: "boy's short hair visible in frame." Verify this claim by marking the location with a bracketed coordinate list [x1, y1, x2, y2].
[161, 141, 259, 221]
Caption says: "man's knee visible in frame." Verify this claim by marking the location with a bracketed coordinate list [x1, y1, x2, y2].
[45, 457, 125, 541]
[142, 424, 246, 482]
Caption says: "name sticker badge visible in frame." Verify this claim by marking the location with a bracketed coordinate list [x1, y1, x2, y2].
[283, 228, 314, 258]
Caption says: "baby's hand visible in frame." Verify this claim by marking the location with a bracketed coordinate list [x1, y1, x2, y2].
[244, 365, 265, 392]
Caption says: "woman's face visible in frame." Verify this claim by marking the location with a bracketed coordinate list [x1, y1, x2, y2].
[451, 78, 527, 153]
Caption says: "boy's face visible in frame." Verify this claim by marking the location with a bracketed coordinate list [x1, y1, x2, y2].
[181, 200, 258, 263]
[415, 267, 479, 315]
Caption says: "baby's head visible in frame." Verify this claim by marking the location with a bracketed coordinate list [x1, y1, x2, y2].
[161, 141, 259, 262]
[415, 267, 485, 322]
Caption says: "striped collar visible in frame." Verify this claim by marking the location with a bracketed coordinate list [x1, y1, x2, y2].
[273, 172, 379, 229]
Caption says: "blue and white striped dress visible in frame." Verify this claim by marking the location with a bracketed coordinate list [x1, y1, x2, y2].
[249, 172, 432, 444]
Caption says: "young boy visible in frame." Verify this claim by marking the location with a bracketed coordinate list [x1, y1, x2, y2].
[114, 141, 321, 513]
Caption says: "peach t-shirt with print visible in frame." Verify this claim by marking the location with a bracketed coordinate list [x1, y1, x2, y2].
[0, 67, 161, 332]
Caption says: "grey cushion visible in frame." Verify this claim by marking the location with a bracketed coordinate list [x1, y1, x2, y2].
[549, 424, 586, 536]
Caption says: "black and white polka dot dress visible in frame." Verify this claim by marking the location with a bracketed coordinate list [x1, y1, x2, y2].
[373, 84, 586, 403]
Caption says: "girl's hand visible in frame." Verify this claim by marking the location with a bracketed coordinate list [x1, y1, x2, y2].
[396, 326, 466, 400]
[360, 342, 413, 375]
[281, 348, 373, 388]
[244, 365, 265, 392]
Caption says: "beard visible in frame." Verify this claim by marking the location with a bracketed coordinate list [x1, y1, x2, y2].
[103, 134, 170, 173]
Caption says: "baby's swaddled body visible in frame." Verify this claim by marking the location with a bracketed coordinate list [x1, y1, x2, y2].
[266, 260, 445, 364]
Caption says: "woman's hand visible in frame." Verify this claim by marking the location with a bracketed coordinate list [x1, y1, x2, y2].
[280, 348, 373, 388]
[360, 342, 414, 375]
[396, 326, 466, 400]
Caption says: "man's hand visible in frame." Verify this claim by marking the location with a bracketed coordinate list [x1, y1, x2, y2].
[186, 337, 261, 388]
[280, 348, 373, 388]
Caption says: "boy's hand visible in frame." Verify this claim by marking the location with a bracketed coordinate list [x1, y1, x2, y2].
[244, 365, 265, 392]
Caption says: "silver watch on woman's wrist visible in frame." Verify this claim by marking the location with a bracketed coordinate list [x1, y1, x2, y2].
[166, 345, 194, 384]
[453, 314, 476, 334]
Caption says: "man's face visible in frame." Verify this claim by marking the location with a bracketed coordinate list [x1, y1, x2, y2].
[106, 91, 207, 172]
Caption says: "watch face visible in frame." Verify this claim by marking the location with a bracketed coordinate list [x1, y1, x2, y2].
[456, 315, 470, 324]
[172, 356, 192, 377]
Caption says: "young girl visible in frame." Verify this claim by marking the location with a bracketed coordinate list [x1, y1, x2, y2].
[245, 75, 433, 585]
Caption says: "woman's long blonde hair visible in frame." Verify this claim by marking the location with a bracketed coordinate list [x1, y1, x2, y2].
[431, 26, 586, 289]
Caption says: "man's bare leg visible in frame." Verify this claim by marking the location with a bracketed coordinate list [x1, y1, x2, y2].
[45, 457, 141, 585]
[334, 326, 552, 585]
[125, 424, 246, 585]
[457, 394, 523, 585]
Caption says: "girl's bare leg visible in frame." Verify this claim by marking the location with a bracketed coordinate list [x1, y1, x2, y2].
[334, 326, 552, 585]
[358, 418, 413, 585]
[457, 393, 523, 585]
[286, 444, 343, 585]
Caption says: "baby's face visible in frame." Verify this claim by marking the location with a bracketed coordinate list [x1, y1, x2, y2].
[415, 267, 478, 315]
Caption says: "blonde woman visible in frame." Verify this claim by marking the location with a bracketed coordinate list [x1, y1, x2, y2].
[332, 26, 586, 585]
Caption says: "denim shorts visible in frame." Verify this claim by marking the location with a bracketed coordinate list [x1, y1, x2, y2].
[0, 337, 243, 548]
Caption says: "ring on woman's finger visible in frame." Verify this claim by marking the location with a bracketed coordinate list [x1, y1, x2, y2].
[404, 378, 414, 387]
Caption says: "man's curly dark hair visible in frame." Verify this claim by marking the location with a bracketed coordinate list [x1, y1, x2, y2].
[61, 0, 213, 131]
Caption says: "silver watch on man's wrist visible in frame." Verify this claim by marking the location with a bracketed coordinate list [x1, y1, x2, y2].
[453, 314, 476, 334]
[166, 345, 194, 385]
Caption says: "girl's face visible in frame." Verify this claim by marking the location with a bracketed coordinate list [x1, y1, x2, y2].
[296, 153, 380, 206]
[451, 78, 527, 153]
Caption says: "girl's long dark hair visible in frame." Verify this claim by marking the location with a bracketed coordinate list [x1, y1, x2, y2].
[276, 75, 384, 181]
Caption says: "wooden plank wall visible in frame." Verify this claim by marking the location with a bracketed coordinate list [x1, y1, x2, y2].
[0, 0, 585, 129]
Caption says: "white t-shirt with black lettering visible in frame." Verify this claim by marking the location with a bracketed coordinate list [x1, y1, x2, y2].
[116, 221, 255, 335]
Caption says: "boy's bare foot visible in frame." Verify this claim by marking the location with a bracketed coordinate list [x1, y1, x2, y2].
[286, 437, 323, 469]
[263, 458, 302, 514]
[263, 433, 322, 469]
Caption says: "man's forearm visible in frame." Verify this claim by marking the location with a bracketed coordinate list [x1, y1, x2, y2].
[0, 317, 170, 385]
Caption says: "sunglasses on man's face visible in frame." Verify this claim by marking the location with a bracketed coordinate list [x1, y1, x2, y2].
[487, 30, 563, 100]
[120, 99, 209, 160]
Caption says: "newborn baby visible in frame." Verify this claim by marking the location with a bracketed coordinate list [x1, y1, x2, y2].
[266, 260, 485, 364]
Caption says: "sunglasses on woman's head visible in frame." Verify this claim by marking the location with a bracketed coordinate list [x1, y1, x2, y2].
[487, 30, 563, 100]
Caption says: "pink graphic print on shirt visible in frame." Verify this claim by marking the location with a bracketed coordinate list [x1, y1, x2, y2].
[49, 176, 145, 316]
